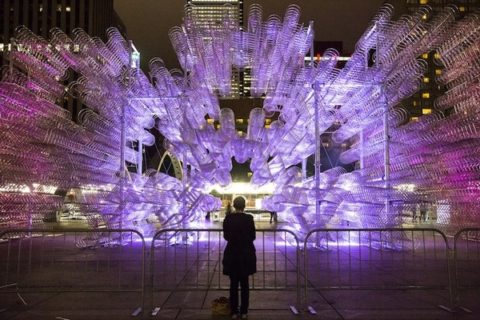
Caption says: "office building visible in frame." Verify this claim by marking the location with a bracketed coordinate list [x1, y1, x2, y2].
[186, 0, 244, 98]
[0, 0, 126, 121]
[395, 0, 479, 121]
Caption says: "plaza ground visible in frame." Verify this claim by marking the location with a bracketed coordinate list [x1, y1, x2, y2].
[1, 222, 479, 320]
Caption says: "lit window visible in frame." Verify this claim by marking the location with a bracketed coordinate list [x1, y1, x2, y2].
[0, 44, 3, 52]
[237, 131, 244, 137]
[459, 6, 465, 12]
[435, 69, 442, 75]
[411, 117, 419, 122]
[421, 53, 429, 59]
[413, 100, 418, 107]
[265, 124, 271, 129]
[216, 124, 221, 129]
[423, 77, 430, 83]
[236, 119, 244, 124]
[247, 172, 253, 177]
[422, 92, 430, 99]
[265, 118, 271, 124]
[419, 0, 428, 4]
[422, 14, 428, 20]
[434, 52, 441, 59]
[422, 108, 432, 115]
[66, 6, 71, 12]
[206, 118, 214, 124]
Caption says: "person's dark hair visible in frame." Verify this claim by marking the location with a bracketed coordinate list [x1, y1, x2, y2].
[233, 196, 246, 211]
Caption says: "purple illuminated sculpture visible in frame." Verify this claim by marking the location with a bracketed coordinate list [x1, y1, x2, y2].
[1, 4, 480, 235]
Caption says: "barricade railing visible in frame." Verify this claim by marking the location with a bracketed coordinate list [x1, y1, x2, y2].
[303, 228, 453, 314]
[149, 228, 301, 312]
[4, 226, 475, 316]
[0, 228, 146, 317]
[453, 228, 480, 313]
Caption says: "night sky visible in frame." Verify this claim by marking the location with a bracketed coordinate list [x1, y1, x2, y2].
[114, 0, 392, 71]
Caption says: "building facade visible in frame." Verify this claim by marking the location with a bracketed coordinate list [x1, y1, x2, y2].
[0, 0, 126, 121]
[1, 0, 124, 43]
[185, 0, 243, 28]
[395, 0, 479, 120]
[185, 0, 244, 98]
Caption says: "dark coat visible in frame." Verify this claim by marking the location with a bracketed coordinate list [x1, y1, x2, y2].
[222, 212, 257, 277]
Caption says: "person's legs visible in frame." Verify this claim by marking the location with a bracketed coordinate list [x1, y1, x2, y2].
[229, 275, 240, 315]
[239, 275, 249, 314]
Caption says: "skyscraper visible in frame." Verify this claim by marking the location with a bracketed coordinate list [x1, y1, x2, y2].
[405, 0, 478, 13]
[0, 0, 127, 121]
[185, 0, 243, 28]
[185, 0, 244, 98]
[1, 0, 125, 47]
[393, 0, 480, 121]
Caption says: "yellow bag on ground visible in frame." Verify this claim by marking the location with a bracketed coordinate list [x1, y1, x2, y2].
[212, 296, 230, 315]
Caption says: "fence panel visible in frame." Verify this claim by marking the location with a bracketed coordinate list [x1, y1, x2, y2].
[150, 228, 300, 310]
[0, 228, 145, 315]
[303, 228, 452, 312]
[454, 228, 480, 312]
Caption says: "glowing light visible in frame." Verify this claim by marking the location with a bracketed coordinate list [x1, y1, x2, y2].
[255, 198, 263, 209]
[80, 184, 115, 194]
[211, 182, 275, 195]
[0, 184, 31, 193]
[304, 56, 351, 61]
[394, 184, 417, 192]
[130, 43, 140, 69]
[32, 184, 58, 194]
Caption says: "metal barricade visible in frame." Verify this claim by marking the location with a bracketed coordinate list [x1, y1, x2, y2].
[303, 228, 453, 313]
[149, 228, 300, 311]
[0, 228, 145, 317]
[453, 228, 480, 313]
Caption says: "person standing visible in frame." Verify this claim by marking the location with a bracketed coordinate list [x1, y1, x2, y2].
[222, 197, 256, 319]
[269, 211, 278, 224]
[225, 202, 233, 216]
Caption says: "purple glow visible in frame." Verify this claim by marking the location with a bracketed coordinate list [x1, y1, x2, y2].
[1, 4, 480, 233]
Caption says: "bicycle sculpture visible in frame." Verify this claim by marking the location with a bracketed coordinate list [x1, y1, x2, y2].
[1, 4, 479, 236]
